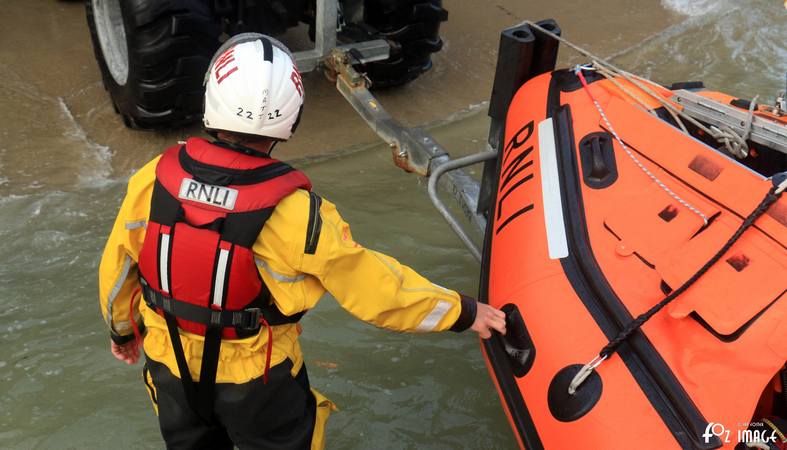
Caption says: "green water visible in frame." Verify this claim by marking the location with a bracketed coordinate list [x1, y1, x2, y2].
[0, 114, 510, 449]
[1, 0, 785, 448]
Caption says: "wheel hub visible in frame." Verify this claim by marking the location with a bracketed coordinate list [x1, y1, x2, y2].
[92, 0, 129, 86]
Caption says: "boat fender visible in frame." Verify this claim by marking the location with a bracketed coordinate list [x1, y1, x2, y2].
[500, 304, 536, 377]
[731, 98, 754, 110]
[547, 364, 603, 422]
[667, 81, 704, 91]
[781, 367, 787, 414]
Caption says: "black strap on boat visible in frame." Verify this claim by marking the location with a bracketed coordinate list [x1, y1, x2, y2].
[781, 365, 787, 413]
[598, 174, 786, 360]
[140, 281, 302, 328]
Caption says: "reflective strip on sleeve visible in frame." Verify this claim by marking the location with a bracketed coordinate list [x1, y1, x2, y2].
[159, 233, 171, 294]
[124, 220, 147, 230]
[430, 282, 451, 293]
[212, 248, 230, 308]
[255, 258, 305, 283]
[415, 300, 453, 332]
[106, 255, 132, 328]
[113, 320, 133, 334]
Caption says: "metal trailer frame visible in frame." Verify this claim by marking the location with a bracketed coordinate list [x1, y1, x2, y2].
[295, 0, 563, 260]
[309, 13, 562, 261]
[292, 0, 390, 73]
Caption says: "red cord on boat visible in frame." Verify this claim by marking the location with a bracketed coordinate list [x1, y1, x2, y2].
[575, 69, 594, 101]
[261, 316, 272, 385]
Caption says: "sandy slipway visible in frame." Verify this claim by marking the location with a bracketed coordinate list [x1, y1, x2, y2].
[0, 0, 684, 179]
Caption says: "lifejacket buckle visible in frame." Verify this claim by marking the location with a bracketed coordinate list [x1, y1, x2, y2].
[240, 308, 262, 330]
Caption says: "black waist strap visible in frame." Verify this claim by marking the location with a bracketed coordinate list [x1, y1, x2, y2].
[140, 282, 303, 329]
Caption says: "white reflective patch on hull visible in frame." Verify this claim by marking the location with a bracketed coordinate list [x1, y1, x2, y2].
[213, 248, 230, 308]
[538, 118, 569, 260]
[178, 178, 238, 210]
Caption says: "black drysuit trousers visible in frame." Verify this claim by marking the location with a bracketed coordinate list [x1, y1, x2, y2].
[144, 356, 316, 450]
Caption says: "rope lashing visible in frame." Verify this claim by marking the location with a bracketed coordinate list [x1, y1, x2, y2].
[569, 173, 787, 395]
[575, 67, 710, 225]
[524, 20, 758, 160]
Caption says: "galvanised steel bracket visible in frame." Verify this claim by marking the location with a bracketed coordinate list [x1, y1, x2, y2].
[293, 0, 390, 73]
[325, 48, 492, 260]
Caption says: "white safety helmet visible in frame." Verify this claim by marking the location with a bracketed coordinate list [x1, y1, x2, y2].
[203, 33, 304, 141]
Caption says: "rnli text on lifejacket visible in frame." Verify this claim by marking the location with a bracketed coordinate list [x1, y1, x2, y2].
[496, 120, 535, 234]
[178, 178, 239, 210]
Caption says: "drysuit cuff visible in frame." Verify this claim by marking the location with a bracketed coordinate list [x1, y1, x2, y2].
[110, 332, 136, 346]
[110, 322, 145, 346]
[450, 294, 477, 332]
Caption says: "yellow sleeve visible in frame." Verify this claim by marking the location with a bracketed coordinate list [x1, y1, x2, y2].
[98, 156, 159, 342]
[265, 192, 476, 333]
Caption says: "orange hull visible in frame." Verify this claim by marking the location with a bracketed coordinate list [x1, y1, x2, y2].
[480, 69, 787, 449]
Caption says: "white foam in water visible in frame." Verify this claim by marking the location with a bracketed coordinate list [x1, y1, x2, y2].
[56, 97, 114, 188]
[618, 0, 785, 99]
[661, 0, 731, 15]
[0, 147, 6, 188]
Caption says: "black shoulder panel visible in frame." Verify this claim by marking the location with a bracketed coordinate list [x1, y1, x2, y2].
[150, 180, 182, 227]
[222, 208, 275, 248]
[304, 192, 322, 255]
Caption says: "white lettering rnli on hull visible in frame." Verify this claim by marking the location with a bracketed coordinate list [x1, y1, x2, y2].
[178, 178, 238, 210]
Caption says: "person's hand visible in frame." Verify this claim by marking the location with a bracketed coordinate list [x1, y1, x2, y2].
[110, 339, 141, 365]
[471, 302, 507, 339]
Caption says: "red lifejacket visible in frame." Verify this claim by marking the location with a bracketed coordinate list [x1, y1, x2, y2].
[137, 138, 312, 419]
[138, 138, 311, 339]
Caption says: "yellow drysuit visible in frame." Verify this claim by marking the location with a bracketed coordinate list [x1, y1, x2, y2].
[98, 153, 476, 448]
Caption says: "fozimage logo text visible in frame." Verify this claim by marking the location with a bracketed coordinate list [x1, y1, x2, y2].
[702, 422, 779, 446]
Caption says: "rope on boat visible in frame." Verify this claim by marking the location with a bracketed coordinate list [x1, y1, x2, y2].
[575, 67, 710, 225]
[523, 20, 758, 160]
[708, 96, 758, 159]
[568, 176, 787, 395]
[519, 20, 787, 395]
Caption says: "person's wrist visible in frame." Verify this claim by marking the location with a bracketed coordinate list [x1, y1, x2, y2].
[450, 294, 477, 332]
[110, 332, 136, 346]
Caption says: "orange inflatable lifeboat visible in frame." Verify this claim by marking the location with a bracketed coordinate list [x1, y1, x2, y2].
[480, 21, 787, 450]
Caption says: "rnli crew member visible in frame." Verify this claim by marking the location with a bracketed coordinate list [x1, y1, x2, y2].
[99, 33, 506, 449]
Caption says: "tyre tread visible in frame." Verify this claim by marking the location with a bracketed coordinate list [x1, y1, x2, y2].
[86, 0, 220, 129]
[361, 0, 447, 88]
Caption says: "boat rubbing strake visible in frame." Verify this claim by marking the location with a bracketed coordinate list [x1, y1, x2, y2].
[481, 21, 787, 450]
